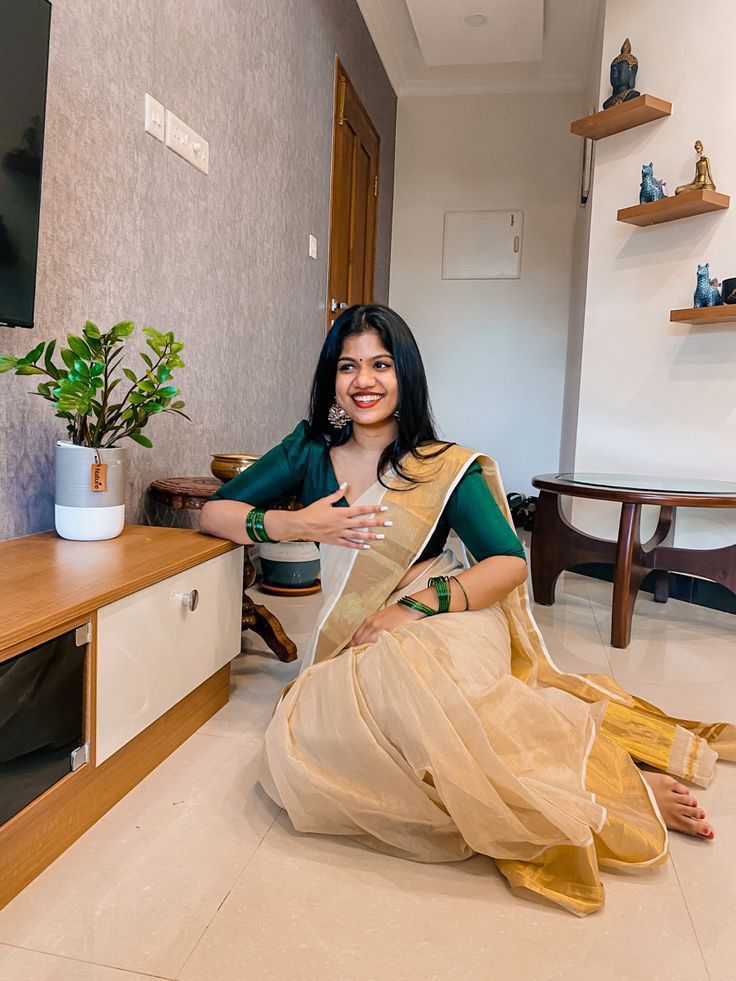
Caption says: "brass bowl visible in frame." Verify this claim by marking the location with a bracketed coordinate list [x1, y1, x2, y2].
[210, 453, 259, 483]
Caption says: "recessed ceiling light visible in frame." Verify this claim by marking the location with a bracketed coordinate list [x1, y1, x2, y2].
[464, 13, 489, 27]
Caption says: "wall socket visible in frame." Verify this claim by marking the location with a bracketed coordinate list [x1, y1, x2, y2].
[165, 109, 209, 175]
[144, 93, 165, 142]
[309, 234, 318, 260]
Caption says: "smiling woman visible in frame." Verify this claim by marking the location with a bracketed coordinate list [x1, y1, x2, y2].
[198, 304, 734, 916]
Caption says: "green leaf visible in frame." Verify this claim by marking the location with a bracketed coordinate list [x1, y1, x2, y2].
[21, 342, 45, 366]
[89, 361, 105, 376]
[60, 348, 76, 370]
[172, 400, 185, 409]
[140, 352, 153, 369]
[138, 379, 155, 393]
[129, 432, 153, 448]
[15, 365, 45, 375]
[123, 367, 138, 383]
[159, 385, 178, 397]
[67, 335, 92, 360]
[43, 340, 59, 379]
[0, 356, 20, 374]
[147, 402, 164, 413]
[83, 321, 101, 339]
[111, 320, 135, 339]
[157, 366, 171, 381]
[129, 391, 144, 404]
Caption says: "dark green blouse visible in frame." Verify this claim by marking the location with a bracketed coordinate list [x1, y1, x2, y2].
[210, 421, 526, 563]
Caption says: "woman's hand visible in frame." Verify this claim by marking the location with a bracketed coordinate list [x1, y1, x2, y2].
[291, 484, 391, 550]
[350, 603, 425, 647]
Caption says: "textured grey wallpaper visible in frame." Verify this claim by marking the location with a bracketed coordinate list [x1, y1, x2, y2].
[0, 0, 396, 538]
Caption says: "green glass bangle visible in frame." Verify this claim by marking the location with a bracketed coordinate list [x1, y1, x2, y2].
[245, 507, 275, 544]
[450, 575, 470, 612]
[397, 596, 437, 617]
[428, 575, 451, 614]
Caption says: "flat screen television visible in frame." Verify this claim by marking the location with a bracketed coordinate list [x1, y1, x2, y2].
[0, 0, 52, 328]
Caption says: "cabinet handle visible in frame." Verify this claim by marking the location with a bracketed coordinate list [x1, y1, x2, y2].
[182, 589, 199, 612]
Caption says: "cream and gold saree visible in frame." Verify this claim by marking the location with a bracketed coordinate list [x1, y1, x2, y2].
[260, 444, 736, 916]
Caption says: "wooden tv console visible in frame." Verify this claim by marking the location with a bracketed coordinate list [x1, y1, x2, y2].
[0, 525, 243, 910]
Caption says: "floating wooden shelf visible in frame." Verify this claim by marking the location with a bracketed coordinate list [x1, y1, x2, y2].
[618, 189, 730, 226]
[670, 306, 736, 326]
[570, 94, 672, 140]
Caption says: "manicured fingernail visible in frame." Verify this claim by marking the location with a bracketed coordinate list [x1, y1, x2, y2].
[375, 534, 385, 540]
[384, 520, 393, 527]
[339, 481, 348, 489]
[380, 506, 389, 512]
[363, 544, 371, 549]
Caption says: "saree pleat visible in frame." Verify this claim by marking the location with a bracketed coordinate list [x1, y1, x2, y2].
[261, 444, 733, 915]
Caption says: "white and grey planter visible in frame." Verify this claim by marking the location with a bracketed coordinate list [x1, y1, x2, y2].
[55, 442, 126, 541]
[258, 540, 321, 589]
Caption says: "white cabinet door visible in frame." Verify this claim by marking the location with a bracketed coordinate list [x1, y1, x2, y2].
[96, 548, 243, 764]
[442, 210, 523, 279]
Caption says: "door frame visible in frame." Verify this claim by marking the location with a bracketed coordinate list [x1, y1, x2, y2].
[325, 57, 380, 331]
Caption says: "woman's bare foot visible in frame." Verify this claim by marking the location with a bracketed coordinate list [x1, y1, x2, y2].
[642, 772, 714, 840]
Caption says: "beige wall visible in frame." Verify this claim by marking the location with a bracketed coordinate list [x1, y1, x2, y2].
[0, 0, 396, 539]
[389, 92, 583, 493]
[572, 0, 736, 546]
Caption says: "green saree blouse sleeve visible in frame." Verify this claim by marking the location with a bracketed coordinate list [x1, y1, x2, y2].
[446, 460, 526, 562]
[209, 420, 310, 506]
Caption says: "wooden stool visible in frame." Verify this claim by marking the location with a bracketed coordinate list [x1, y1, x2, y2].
[148, 478, 297, 662]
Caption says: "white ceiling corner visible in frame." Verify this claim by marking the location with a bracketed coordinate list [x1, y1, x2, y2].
[356, 0, 602, 97]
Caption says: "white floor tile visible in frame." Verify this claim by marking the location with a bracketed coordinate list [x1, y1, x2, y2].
[179, 812, 706, 981]
[0, 945, 168, 980]
[0, 734, 279, 978]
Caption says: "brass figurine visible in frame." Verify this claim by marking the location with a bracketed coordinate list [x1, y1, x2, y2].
[602, 39, 640, 109]
[675, 140, 716, 195]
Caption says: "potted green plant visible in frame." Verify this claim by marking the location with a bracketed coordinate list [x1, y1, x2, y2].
[0, 320, 188, 541]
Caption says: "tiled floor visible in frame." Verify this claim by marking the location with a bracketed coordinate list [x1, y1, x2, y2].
[1, 573, 734, 980]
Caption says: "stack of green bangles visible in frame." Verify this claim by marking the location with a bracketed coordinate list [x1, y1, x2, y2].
[245, 507, 276, 543]
[397, 574, 470, 617]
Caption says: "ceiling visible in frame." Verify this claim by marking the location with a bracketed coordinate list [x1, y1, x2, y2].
[356, 0, 603, 96]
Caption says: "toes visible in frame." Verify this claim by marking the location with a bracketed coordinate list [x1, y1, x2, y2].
[671, 815, 715, 839]
[676, 803, 703, 819]
[671, 781, 690, 795]
[674, 792, 698, 808]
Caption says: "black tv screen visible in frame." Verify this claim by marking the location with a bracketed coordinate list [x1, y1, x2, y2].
[0, 0, 51, 328]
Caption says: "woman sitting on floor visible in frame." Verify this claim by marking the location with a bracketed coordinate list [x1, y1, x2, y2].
[200, 304, 735, 916]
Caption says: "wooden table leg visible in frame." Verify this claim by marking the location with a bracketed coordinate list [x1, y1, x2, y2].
[531, 490, 618, 605]
[240, 547, 297, 663]
[611, 503, 651, 648]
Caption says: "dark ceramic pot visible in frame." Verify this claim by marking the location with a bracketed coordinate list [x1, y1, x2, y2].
[721, 277, 736, 304]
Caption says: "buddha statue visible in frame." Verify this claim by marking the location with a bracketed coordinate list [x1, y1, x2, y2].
[675, 140, 716, 195]
[602, 39, 640, 109]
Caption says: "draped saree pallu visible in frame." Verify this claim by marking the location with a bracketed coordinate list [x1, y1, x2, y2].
[260, 444, 736, 916]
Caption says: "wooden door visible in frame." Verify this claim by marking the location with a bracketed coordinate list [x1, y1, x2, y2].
[326, 60, 380, 328]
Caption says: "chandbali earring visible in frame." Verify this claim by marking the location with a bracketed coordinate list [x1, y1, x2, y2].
[328, 400, 352, 429]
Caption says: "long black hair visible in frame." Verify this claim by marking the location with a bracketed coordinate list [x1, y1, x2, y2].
[307, 304, 453, 488]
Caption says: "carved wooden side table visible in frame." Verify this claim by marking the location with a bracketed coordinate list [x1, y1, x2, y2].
[147, 477, 297, 662]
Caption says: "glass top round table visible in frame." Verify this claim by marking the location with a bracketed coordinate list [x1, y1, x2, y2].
[557, 473, 736, 495]
[532, 473, 736, 505]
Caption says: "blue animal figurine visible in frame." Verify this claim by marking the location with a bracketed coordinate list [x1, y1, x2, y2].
[693, 263, 723, 307]
[639, 162, 668, 204]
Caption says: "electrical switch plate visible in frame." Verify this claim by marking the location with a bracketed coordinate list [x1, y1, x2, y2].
[165, 109, 209, 174]
[309, 234, 317, 260]
[144, 93, 165, 142]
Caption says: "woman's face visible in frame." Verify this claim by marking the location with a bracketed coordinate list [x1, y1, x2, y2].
[335, 330, 399, 427]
